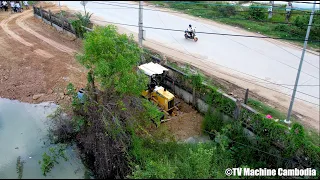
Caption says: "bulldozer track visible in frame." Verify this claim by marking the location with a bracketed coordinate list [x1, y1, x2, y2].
[0, 12, 33, 47]
[16, 11, 76, 55]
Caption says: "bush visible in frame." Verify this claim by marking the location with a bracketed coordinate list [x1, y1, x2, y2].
[274, 24, 290, 32]
[202, 109, 224, 137]
[71, 12, 93, 38]
[131, 158, 176, 179]
[218, 5, 236, 17]
[129, 135, 217, 179]
[187, 145, 214, 178]
[248, 5, 266, 20]
[294, 11, 320, 41]
[273, 11, 320, 42]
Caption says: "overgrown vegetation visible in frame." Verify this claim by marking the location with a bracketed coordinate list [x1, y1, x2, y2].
[189, 67, 320, 179]
[129, 136, 221, 179]
[71, 12, 93, 38]
[248, 5, 266, 20]
[45, 18, 319, 178]
[247, 98, 286, 120]
[160, 58, 320, 178]
[150, 1, 320, 50]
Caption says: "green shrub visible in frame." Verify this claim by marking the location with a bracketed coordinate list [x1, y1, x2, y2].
[248, 5, 266, 20]
[71, 12, 93, 38]
[175, 144, 213, 178]
[190, 72, 204, 90]
[202, 109, 224, 136]
[294, 11, 320, 41]
[129, 135, 217, 179]
[66, 83, 82, 110]
[218, 5, 236, 17]
[131, 158, 176, 179]
[274, 24, 291, 32]
[72, 116, 86, 132]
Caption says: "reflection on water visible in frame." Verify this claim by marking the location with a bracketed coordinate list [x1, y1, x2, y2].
[0, 98, 86, 179]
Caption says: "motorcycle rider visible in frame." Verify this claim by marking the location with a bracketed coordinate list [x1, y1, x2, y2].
[187, 24, 194, 38]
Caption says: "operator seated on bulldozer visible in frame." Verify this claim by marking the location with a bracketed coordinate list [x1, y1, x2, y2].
[139, 62, 177, 116]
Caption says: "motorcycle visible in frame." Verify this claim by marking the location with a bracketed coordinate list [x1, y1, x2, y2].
[184, 27, 198, 42]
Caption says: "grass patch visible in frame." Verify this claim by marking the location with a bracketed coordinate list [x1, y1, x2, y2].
[247, 98, 285, 120]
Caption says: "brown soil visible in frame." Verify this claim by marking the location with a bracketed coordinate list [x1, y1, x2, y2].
[163, 99, 204, 141]
[0, 9, 87, 106]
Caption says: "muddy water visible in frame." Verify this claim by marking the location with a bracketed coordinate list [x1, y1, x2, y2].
[0, 98, 86, 179]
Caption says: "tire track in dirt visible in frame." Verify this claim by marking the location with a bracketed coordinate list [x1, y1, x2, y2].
[0, 9, 87, 105]
[1, 13, 54, 59]
[2, 11, 83, 73]
[0, 12, 33, 47]
[16, 12, 76, 55]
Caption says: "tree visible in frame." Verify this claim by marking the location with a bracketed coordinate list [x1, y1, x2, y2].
[77, 25, 148, 97]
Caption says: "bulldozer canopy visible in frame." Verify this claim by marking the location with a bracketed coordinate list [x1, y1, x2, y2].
[138, 62, 168, 76]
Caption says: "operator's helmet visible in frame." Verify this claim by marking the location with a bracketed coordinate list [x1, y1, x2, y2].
[189, 24, 192, 28]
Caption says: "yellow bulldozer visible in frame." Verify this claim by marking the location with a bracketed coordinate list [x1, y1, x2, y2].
[138, 62, 178, 116]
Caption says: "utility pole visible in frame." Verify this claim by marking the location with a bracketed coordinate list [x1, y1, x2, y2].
[138, 1, 143, 48]
[268, 1, 274, 19]
[59, 1, 64, 32]
[285, 1, 316, 124]
[59, 1, 62, 18]
[138, 1, 144, 64]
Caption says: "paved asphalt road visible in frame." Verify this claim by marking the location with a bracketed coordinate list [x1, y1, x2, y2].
[60, 1, 320, 106]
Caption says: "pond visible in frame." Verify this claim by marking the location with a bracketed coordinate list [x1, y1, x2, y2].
[0, 98, 87, 179]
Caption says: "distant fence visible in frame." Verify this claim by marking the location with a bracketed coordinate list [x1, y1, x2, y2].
[160, 63, 258, 119]
[33, 6, 75, 34]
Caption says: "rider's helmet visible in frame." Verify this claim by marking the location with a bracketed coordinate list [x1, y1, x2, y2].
[189, 24, 192, 28]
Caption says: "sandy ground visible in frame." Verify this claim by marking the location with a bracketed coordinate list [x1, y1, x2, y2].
[164, 100, 204, 141]
[0, 7, 87, 106]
